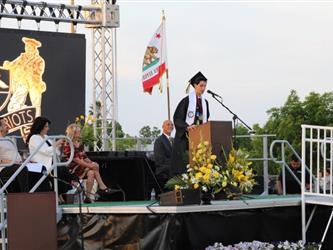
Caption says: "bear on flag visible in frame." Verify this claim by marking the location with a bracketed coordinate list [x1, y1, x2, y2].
[142, 21, 167, 94]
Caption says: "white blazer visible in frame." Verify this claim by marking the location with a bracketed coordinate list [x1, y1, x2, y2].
[28, 134, 59, 171]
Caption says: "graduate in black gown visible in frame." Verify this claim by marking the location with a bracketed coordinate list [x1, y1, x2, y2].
[171, 72, 210, 175]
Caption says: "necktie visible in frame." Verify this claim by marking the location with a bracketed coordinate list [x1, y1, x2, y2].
[168, 137, 173, 146]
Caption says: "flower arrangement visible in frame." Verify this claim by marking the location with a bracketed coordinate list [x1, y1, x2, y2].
[166, 140, 228, 194]
[223, 148, 256, 198]
[166, 140, 256, 200]
[74, 114, 96, 149]
[205, 240, 319, 250]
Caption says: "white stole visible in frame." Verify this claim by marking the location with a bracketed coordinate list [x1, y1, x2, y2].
[185, 91, 207, 125]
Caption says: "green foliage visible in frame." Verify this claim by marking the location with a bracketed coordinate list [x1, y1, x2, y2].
[234, 90, 333, 176]
[264, 90, 333, 152]
[139, 125, 161, 145]
[235, 125, 252, 149]
[165, 175, 187, 190]
[74, 102, 136, 151]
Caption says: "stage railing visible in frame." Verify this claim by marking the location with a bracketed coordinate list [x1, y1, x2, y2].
[0, 135, 74, 250]
[301, 124, 333, 249]
[235, 134, 276, 195]
[269, 140, 317, 196]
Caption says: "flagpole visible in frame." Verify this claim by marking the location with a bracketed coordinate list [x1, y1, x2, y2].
[162, 10, 171, 120]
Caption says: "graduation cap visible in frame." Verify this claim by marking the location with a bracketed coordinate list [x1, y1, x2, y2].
[186, 71, 207, 93]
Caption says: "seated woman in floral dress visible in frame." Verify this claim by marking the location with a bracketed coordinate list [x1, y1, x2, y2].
[63, 123, 112, 203]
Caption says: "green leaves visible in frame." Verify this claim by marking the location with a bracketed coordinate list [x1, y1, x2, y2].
[235, 90, 333, 175]
[165, 175, 187, 190]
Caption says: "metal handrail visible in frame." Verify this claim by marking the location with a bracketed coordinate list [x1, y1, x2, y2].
[0, 136, 74, 194]
[29, 135, 74, 192]
[0, 135, 74, 250]
[270, 139, 316, 195]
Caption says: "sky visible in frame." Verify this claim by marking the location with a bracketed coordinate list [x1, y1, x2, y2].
[2, 0, 333, 136]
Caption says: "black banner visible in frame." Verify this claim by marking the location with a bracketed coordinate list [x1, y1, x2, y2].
[0, 28, 86, 137]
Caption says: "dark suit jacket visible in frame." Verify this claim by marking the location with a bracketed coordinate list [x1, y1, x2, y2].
[153, 134, 173, 177]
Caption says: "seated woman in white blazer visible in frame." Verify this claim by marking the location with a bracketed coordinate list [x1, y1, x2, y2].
[26, 117, 75, 197]
[26, 117, 64, 171]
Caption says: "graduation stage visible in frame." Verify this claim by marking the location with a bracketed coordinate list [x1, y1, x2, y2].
[57, 195, 333, 250]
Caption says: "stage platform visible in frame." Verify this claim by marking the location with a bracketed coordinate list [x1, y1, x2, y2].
[57, 194, 333, 250]
[60, 194, 301, 214]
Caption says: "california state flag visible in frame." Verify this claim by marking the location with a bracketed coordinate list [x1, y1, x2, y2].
[142, 21, 167, 94]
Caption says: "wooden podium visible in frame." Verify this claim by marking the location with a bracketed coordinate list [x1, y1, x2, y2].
[7, 192, 57, 250]
[188, 121, 233, 162]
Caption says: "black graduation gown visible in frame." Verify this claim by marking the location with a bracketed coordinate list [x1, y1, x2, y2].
[170, 96, 210, 175]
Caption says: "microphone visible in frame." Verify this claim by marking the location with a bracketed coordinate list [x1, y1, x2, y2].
[207, 89, 222, 98]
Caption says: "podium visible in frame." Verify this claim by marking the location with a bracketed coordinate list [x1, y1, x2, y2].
[188, 121, 233, 162]
[7, 192, 57, 250]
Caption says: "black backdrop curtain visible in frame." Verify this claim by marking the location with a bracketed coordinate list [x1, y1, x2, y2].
[58, 205, 333, 250]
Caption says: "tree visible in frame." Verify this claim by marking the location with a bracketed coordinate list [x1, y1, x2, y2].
[234, 124, 252, 150]
[76, 102, 136, 151]
[139, 125, 161, 145]
[264, 90, 333, 153]
[251, 90, 333, 175]
[233, 90, 333, 175]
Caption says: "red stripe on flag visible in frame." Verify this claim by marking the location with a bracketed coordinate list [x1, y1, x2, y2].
[142, 63, 166, 94]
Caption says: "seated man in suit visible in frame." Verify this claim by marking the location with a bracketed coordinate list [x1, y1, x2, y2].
[276, 154, 310, 194]
[153, 120, 174, 197]
[0, 118, 29, 192]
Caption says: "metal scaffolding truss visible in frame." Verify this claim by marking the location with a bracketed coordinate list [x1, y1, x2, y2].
[92, 26, 117, 151]
[0, 0, 102, 26]
[0, 0, 119, 151]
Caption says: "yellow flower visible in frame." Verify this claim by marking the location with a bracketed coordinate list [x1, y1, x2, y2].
[204, 141, 209, 146]
[203, 174, 210, 182]
[174, 185, 181, 190]
[87, 115, 94, 123]
[192, 157, 197, 162]
[199, 166, 207, 173]
[229, 153, 235, 163]
[233, 170, 245, 182]
[75, 117, 80, 123]
[80, 115, 85, 120]
[241, 175, 249, 182]
[213, 172, 220, 178]
[197, 143, 203, 149]
[207, 163, 213, 169]
[195, 172, 203, 179]
[210, 155, 217, 161]
[194, 183, 200, 189]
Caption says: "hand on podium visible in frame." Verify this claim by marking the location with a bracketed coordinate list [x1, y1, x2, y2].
[187, 124, 198, 131]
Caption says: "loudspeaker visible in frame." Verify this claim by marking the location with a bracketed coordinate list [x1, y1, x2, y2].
[159, 189, 201, 206]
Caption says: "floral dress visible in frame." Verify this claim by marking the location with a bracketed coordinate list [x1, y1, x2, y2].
[63, 143, 89, 179]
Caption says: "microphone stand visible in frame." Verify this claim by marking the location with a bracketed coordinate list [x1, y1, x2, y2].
[210, 94, 253, 149]
[47, 173, 84, 250]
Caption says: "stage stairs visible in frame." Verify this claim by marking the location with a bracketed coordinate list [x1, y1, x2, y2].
[0, 136, 74, 250]
[301, 125, 333, 250]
